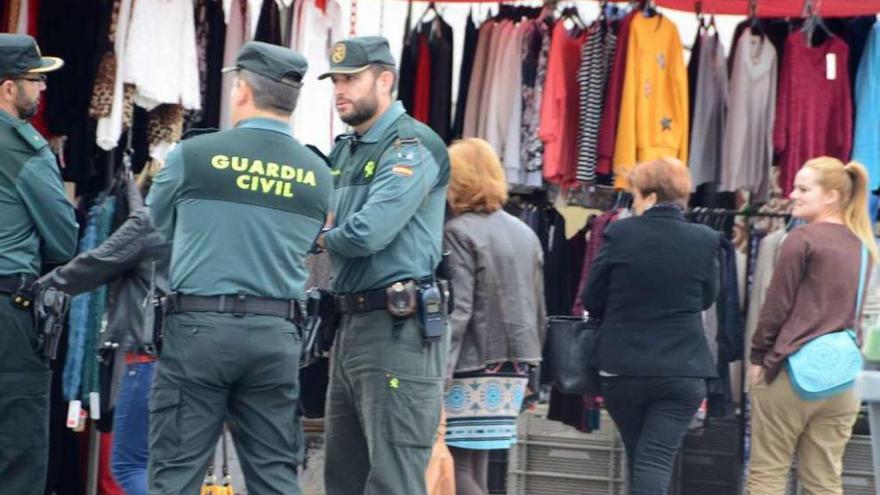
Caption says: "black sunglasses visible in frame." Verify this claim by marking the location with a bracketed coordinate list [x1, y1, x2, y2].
[17, 74, 47, 83]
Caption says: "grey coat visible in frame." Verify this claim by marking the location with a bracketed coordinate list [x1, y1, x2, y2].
[39, 206, 170, 352]
[444, 210, 546, 377]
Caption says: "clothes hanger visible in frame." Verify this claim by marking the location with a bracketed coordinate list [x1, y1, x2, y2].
[695, 1, 707, 33]
[800, 0, 832, 47]
[640, 0, 658, 18]
[748, 0, 764, 35]
[598, 0, 609, 22]
[415, 1, 439, 26]
[557, 4, 586, 31]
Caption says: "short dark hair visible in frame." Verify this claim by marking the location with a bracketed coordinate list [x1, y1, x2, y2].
[369, 63, 398, 93]
[238, 69, 301, 115]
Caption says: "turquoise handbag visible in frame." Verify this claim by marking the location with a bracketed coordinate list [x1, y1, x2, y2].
[786, 245, 868, 401]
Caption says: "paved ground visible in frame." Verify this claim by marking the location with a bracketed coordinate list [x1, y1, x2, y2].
[217, 430, 327, 494]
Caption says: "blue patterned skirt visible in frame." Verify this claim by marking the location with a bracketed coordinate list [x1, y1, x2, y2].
[444, 363, 529, 450]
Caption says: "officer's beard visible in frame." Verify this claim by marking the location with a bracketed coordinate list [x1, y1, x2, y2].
[340, 90, 379, 128]
[15, 91, 39, 120]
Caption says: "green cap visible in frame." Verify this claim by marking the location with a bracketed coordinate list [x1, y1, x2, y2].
[318, 36, 396, 80]
[222, 41, 307, 87]
[0, 34, 63, 78]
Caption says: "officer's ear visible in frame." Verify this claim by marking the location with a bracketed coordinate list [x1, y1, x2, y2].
[376, 70, 395, 97]
[232, 76, 253, 107]
[0, 79, 18, 102]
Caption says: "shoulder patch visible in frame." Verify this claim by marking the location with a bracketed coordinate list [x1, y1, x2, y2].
[395, 118, 418, 142]
[391, 164, 414, 177]
[14, 121, 47, 151]
[181, 128, 219, 140]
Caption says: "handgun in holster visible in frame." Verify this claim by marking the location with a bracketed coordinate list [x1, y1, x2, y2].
[35, 286, 70, 360]
[300, 288, 323, 366]
[300, 288, 339, 366]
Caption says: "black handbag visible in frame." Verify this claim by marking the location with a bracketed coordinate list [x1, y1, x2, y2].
[546, 316, 601, 395]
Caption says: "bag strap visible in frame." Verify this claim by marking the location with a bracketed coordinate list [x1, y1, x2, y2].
[855, 244, 869, 322]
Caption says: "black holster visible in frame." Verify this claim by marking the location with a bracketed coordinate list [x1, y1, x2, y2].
[300, 288, 338, 367]
[34, 286, 69, 360]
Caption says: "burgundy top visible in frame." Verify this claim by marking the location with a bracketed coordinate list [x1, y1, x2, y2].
[596, 11, 636, 176]
[572, 209, 619, 316]
[750, 223, 870, 383]
[413, 33, 432, 124]
[773, 33, 853, 196]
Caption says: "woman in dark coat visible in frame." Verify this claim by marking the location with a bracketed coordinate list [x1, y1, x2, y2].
[582, 158, 720, 495]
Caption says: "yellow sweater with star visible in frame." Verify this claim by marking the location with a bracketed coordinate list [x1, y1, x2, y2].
[613, 13, 689, 189]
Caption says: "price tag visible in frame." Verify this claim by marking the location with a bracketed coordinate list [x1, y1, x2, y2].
[827, 53, 837, 80]
[66, 400, 82, 429]
[89, 392, 101, 420]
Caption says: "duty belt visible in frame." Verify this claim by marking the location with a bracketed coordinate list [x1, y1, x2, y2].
[334, 287, 388, 314]
[165, 292, 302, 323]
[334, 278, 436, 315]
[0, 274, 35, 308]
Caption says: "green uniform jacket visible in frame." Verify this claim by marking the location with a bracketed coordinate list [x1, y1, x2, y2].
[326, 102, 450, 293]
[147, 118, 332, 300]
[0, 110, 77, 277]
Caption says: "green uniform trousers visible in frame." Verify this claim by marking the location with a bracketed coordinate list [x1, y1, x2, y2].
[148, 312, 303, 495]
[324, 310, 449, 495]
[0, 295, 51, 495]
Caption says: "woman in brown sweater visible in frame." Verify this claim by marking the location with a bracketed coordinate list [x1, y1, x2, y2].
[747, 157, 877, 495]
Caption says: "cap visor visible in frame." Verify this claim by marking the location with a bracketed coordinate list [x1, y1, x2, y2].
[317, 65, 371, 80]
[221, 66, 239, 74]
[29, 57, 64, 73]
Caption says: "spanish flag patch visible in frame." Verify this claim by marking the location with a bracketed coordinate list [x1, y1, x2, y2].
[392, 165, 414, 177]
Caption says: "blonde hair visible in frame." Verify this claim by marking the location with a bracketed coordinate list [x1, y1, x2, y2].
[627, 157, 693, 208]
[447, 138, 508, 214]
[803, 157, 879, 262]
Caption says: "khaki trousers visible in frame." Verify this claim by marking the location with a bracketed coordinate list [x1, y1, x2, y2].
[747, 368, 860, 495]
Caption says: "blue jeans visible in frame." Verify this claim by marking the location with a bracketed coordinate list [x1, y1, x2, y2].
[111, 361, 155, 495]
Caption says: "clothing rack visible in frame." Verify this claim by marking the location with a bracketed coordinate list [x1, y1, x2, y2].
[689, 207, 792, 219]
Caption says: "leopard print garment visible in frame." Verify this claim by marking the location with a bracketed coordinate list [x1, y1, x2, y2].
[89, 0, 124, 119]
[148, 104, 185, 147]
[89, 53, 117, 119]
[122, 83, 136, 129]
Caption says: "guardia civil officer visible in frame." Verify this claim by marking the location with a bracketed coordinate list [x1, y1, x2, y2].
[0, 34, 78, 495]
[317, 36, 451, 495]
[146, 42, 331, 495]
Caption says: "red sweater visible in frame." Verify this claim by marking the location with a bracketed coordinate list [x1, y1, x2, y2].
[773, 33, 853, 196]
[540, 23, 587, 189]
[413, 33, 432, 124]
